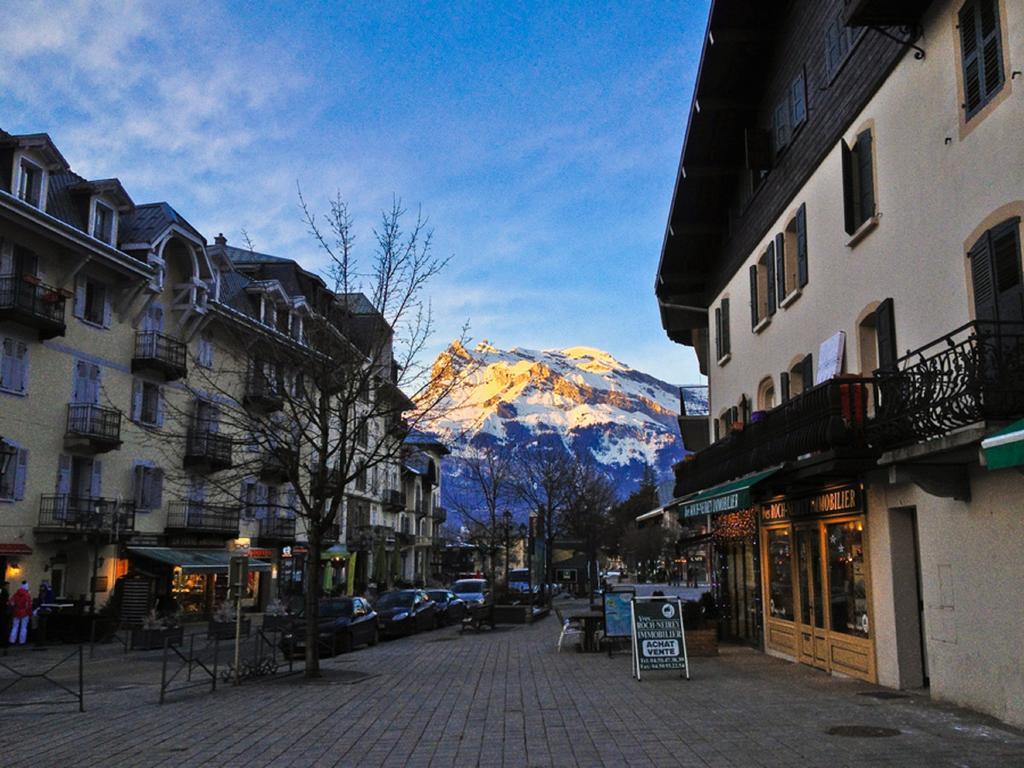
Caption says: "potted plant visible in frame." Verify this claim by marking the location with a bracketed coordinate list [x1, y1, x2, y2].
[208, 601, 251, 640]
[261, 598, 291, 632]
[130, 609, 184, 650]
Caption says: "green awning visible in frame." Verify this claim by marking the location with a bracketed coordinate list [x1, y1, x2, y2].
[678, 467, 781, 519]
[981, 419, 1024, 470]
[320, 543, 349, 560]
[128, 547, 271, 573]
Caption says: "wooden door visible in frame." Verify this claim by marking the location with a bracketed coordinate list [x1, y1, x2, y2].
[795, 525, 829, 671]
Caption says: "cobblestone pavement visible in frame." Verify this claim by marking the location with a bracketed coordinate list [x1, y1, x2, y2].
[1, 601, 1023, 767]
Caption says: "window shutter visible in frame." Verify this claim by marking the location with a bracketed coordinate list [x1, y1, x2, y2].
[875, 298, 898, 372]
[780, 372, 790, 403]
[255, 483, 269, 520]
[773, 102, 790, 154]
[0, 339, 12, 390]
[90, 459, 103, 499]
[15, 341, 27, 393]
[131, 380, 143, 422]
[766, 243, 777, 317]
[801, 354, 815, 390]
[287, 488, 298, 518]
[775, 233, 786, 302]
[13, 448, 28, 500]
[721, 298, 731, 355]
[102, 287, 112, 328]
[87, 364, 100, 404]
[978, 0, 1004, 105]
[152, 468, 164, 510]
[133, 464, 146, 508]
[71, 360, 83, 403]
[791, 71, 807, 128]
[959, 3, 983, 113]
[73, 276, 86, 318]
[749, 265, 759, 328]
[729, 406, 739, 425]
[856, 130, 874, 222]
[990, 218, 1023, 322]
[841, 141, 856, 235]
[969, 233, 997, 321]
[56, 455, 72, 495]
[796, 204, 808, 288]
[714, 307, 722, 361]
[155, 387, 165, 427]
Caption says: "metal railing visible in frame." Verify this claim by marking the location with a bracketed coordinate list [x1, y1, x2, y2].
[432, 505, 447, 524]
[65, 403, 122, 444]
[0, 274, 67, 334]
[184, 429, 233, 469]
[244, 367, 284, 411]
[676, 378, 873, 495]
[165, 502, 241, 534]
[383, 488, 405, 510]
[38, 496, 136, 533]
[133, 331, 187, 377]
[259, 516, 297, 540]
[868, 320, 1024, 449]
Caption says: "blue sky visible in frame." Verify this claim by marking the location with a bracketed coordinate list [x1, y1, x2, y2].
[0, 0, 709, 386]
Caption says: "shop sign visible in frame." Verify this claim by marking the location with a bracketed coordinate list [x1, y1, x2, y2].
[248, 548, 273, 558]
[681, 491, 744, 518]
[760, 485, 861, 523]
[631, 598, 689, 680]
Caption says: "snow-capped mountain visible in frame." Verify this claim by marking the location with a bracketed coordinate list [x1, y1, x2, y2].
[423, 340, 708, 507]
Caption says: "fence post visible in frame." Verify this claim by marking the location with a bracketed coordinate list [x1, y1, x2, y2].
[89, 619, 96, 659]
[187, 634, 195, 682]
[78, 644, 85, 713]
[159, 638, 169, 705]
[211, 637, 219, 693]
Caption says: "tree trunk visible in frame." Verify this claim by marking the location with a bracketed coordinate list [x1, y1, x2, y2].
[304, 523, 322, 677]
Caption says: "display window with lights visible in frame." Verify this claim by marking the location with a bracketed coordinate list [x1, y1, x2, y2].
[757, 483, 875, 682]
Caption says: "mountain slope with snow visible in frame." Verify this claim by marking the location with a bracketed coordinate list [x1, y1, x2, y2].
[423, 341, 708, 506]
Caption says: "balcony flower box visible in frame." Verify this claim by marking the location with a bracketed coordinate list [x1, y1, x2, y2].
[21, 274, 41, 286]
[130, 625, 184, 650]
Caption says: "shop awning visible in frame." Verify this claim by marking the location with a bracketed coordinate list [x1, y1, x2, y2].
[0, 542, 33, 556]
[127, 547, 271, 573]
[320, 543, 350, 560]
[981, 419, 1024, 470]
[678, 467, 781, 519]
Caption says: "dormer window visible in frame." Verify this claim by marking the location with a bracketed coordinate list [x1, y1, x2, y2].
[276, 306, 290, 334]
[17, 158, 43, 208]
[93, 201, 116, 245]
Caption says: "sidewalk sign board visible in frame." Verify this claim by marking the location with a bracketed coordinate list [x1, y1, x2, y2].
[630, 596, 689, 680]
[602, 587, 635, 640]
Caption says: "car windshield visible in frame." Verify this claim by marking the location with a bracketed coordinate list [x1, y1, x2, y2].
[452, 580, 486, 594]
[319, 600, 353, 618]
[377, 592, 414, 609]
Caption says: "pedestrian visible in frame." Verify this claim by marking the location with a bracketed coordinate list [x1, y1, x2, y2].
[37, 580, 55, 608]
[8, 580, 32, 646]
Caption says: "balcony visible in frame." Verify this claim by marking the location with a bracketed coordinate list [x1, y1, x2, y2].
[37, 496, 135, 535]
[322, 522, 341, 543]
[259, 445, 298, 483]
[432, 505, 447, 524]
[0, 274, 67, 339]
[64, 404, 122, 453]
[868, 320, 1024, 451]
[183, 429, 233, 472]
[165, 502, 241, 537]
[675, 378, 875, 496]
[132, 331, 187, 381]
[243, 369, 283, 413]
[383, 488, 405, 511]
[258, 516, 297, 542]
[394, 531, 414, 547]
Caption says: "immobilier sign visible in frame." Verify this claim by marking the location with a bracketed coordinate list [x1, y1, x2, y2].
[631, 598, 689, 680]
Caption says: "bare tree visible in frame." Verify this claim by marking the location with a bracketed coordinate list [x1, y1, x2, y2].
[146, 194, 466, 677]
[561, 460, 617, 597]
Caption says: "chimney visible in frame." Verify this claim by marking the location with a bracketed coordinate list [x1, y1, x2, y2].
[214, 233, 227, 246]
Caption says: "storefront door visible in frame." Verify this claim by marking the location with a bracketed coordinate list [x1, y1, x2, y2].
[795, 526, 828, 670]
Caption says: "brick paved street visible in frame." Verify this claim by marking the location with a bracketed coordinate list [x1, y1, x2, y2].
[2, 601, 1023, 768]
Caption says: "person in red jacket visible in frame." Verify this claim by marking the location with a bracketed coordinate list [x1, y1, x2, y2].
[8, 581, 32, 645]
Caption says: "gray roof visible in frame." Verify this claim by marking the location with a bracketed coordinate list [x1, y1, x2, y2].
[119, 202, 205, 245]
[216, 243, 290, 265]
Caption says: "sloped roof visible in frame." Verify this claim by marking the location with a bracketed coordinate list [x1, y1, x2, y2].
[120, 202, 205, 244]
[45, 169, 89, 230]
[404, 430, 449, 454]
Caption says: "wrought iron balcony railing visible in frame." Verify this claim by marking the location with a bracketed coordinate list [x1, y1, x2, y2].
[258, 516, 297, 541]
[243, 368, 284, 413]
[183, 429, 233, 472]
[38, 496, 135, 534]
[165, 501, 241, 535]
[383, 488, 405, 511]
[868, 320, 1024, 450]
[0, 274, 67, 339]
[65, 403, 122, 452]
[259, 444, 297, 483]
[675, 378, 873, 496]
[132, 331, 187, 381]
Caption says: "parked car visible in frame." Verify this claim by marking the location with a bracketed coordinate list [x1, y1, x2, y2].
[451, 579, 490, 607]
[376, 590, 437, 637]
[427, 589, 467, 626]
[280, 597, 378, 656]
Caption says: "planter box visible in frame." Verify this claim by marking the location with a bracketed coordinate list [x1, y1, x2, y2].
[684, 627, 718, 657]
[131, 625, 184, 650]
[207, 618, 251, 640]
[260, 615, 293, 633]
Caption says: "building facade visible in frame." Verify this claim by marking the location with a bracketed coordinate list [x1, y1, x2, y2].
[656, 0, 1024, 727]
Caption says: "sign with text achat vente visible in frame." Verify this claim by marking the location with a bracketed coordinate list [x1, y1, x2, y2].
[631, 597, 690, 680]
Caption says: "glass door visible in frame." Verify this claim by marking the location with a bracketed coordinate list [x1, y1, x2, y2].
[795, 525, 829, 670]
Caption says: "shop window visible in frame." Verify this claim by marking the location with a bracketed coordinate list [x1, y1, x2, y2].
[958, 0, 1005, 120]
[766, 528, 793, 620]
[826, 520, 870, 638]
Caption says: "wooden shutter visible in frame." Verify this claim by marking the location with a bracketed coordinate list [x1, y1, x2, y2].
[801, 354, 814, 390]
[796, 204, 808, 287]
[73, 276, 86, 318]
[133, 464, 146, 508]
[875, 298, 898, 372]
[960, 2, 983, 114]
[13, 448, 28, 500]
[775, 233, 786, 302]
[152, 468, 164, 510]
[131, 380, 143, 422]
[721, 298, 731, 355]
[855, 130, 875, 222]
[749, 265, 759, 328]
[969, 232, 997, 321]
[978, 0, 1004, 105]
[56, 455, 72, 495]
[155, 387, 165, 427]
[102, 286, 112, 328]
[0, 339, 12, 391]
[991, 218, 1023, 322]
[90, 459, 103, 499]
[841, 140, 856, 235]
[714, 307, 722, 361]
[766, 243, 777, 317]
[960, 0, 1004, 117]
[791, 71, 807, 127]
[779, 372, 790, 403]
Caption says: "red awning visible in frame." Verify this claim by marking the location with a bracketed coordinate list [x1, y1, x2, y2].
[0, 543, 33, 556]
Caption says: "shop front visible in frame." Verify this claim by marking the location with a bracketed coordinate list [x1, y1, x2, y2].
[759, 484, 876, 682]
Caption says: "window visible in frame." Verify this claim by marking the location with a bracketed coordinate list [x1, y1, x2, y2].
[773, 100, 790, 155]
[787, 354, 814, 398]
[291, 315, 304, 343]
[93, 202, 115, 245]
[355, 470, 367, 492]
[790, 70, 807, 129]
[841, 130, 876, 236]
[17, 158, 43, 208]
[197, 334, 214, 368]
[133, 463, 164, 512]
[275, 307, 290, 334]
[766, 528, 793, 619]
[959, 0, 1005, 119]
[72, 361, 101, 404]
[714, 298, 731, 364]
[751, 247, 775, 330]
[824, 11, 861, 80]
[0, 338, 28, 394]
[0, 441, 28, 501]
[968, 217, 1023, 323]
[242, 479, 261, 519]
[74, 275, 111, 327]
[132, 380, 164, 426]
[757, 377, 776, 412]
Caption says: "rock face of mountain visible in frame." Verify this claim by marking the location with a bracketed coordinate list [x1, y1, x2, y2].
[424, 341, 708, 505]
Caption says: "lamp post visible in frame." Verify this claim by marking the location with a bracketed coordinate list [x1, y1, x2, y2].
[502, 509, 512, 589]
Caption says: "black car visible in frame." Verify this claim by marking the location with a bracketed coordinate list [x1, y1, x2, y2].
[426, 589, 467, 626]
[280, 597, 379, 656]
[376, 590, 437, 637]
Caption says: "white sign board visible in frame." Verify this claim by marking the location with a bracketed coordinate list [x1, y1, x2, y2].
[816, 331, 846, 385]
